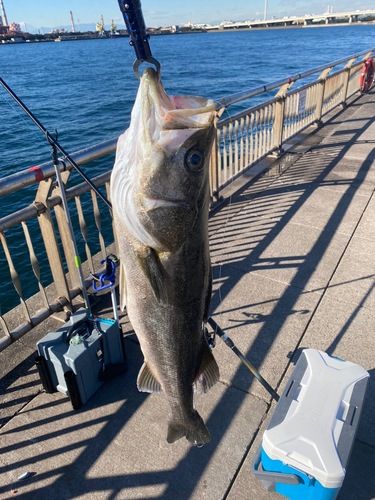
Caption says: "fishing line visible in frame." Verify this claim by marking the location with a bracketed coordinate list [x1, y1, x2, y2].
[2, 86, 111, 243]
[1, 81, 115, 309]
[79, 182, 113, 266]
[1, 92, 51, 154]
[208, 102, 280, 401]
[210, 102, 236, 326]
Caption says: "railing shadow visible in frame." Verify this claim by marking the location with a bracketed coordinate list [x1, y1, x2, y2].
[0, 353, 42, 427]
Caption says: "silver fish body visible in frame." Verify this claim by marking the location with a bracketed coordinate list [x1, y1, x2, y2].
[111, 68, 219, 445]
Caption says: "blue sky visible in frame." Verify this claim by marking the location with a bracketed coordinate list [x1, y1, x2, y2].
[3, 0, 375, 30]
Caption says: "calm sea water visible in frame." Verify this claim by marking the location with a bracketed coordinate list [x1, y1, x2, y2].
[1, 25, 375, 313]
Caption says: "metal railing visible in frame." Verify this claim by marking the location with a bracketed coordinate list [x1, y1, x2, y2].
[210, 48, 374, 196]
[0, 48, 374, 351]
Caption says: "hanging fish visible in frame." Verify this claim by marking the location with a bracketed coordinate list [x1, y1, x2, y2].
[111, 67, 219, 445]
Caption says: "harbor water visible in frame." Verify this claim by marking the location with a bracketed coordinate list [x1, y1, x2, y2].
[1, 25, 375, 313]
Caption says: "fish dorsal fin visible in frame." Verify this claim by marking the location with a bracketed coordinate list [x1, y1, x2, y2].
[137, 362, 163, 394]
[194, 341, 220, 394]
[119, 262, 127, 311]
[136, 246, 168, 304]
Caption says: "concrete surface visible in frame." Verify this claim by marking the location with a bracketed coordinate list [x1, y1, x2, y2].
[1, 89, 375, 499]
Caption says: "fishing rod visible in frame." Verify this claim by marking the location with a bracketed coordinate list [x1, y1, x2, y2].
[207, 317, 280, 402]
[117, 0, 161, 79]
[0, 77, 112, 211]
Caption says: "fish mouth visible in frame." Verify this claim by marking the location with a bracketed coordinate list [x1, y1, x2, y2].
[143, 197, 190, 212]
[140, 68, 217, 152]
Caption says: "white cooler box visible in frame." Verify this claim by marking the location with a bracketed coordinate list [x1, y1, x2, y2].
[252, 349, 369, 500]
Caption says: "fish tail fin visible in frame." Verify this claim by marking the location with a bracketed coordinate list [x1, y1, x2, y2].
[167, 412, 211, 445]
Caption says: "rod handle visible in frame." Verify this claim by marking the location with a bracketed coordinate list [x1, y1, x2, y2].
[35, 356, 55, 393]
[64, 370, 82, 410]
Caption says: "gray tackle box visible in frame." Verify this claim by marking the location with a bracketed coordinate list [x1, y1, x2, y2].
[36, 308, 126, 408]
[252, 349, 369, 500]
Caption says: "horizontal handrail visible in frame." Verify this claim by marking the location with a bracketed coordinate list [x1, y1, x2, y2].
[0, 137, 117, 198]
[219, 97, 280, 127]
[216, 48, 374, 107]
[0, 171, 111, 232]
[218, 59, 365, 128]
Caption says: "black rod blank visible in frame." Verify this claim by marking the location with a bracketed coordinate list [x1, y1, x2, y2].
[118, 0, 152, 61]
[207, 317, 280, 402]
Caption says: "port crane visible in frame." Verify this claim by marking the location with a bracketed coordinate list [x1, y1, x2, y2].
[96, 15, 105, 36]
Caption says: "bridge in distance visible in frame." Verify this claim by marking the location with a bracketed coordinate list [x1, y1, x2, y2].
[206, 9, 375, 30]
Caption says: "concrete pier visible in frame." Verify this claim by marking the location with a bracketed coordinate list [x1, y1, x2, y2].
[1, 89, 375, 499]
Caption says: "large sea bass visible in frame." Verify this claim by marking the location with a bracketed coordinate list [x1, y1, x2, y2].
[110, 67, 220, 445]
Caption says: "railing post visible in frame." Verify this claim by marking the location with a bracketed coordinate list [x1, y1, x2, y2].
[362, 51, 373, 62]
[341, 57, 357, 106]
[53, 169, 82, 291]
[210, 108, 225, 201]
[272, 81, 293, 156]
[209, 129, 219, 201]
[314, 67, 333, 126]
[34, 177, 72, 311]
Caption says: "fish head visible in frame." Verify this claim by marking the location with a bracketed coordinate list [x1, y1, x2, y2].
[111, 67, 217, 252]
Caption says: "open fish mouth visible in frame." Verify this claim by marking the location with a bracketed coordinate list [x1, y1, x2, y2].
[140, 67, 217, 152]
[143, 197, 190, 212]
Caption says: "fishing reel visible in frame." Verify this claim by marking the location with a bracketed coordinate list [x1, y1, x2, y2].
[205, 326, 216, 349]
[90, 254, 119, 292]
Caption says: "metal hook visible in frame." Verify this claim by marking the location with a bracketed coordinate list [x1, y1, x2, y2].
[133, 57, 161, 80]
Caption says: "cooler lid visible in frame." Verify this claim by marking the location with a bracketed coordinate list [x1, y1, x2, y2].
[262, 349, 369, 489]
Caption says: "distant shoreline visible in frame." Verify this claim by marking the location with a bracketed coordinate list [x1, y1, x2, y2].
[1, 21, 374, 45]
[205, 22, 375, 33]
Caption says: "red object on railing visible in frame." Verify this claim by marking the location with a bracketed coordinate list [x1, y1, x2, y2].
[28, 166, 44, 183]
[360, 58, 375, 92]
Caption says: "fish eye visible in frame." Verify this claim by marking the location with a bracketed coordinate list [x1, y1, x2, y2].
[185, 149, 204, 173]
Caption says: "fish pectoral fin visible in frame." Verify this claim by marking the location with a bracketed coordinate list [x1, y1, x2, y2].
[137, 362, 163, 394]
[194, 342, 220, 395]
[119, 262, 127, 311]
[136, 246, 168, 304]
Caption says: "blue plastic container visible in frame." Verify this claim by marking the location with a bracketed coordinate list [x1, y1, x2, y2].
[252, 349, 369, 500]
